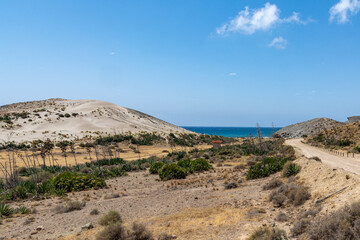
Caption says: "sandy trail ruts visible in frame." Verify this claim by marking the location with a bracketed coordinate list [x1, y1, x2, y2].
[286, 139, 360, 175]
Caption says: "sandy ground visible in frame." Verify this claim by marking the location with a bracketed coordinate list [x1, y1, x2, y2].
[3, 141, 360, 240]
[286, 139, 360, 175]
[0, 99, 191, 142]
[1, 163, 276, 240]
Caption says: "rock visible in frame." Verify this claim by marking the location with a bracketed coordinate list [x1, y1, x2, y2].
[81, 222, 94, 230]
[36, 226, 44, 231]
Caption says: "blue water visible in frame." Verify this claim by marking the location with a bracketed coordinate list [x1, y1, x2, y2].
[182, 126, 282, 138]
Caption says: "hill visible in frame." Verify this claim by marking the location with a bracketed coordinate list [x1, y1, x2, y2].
[306, 121, 360, 149]
[273, 117, 345, 138]
[0, 99, 191, 142]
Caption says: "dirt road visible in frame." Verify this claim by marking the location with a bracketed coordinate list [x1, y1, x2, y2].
[286, 139, 360, 175]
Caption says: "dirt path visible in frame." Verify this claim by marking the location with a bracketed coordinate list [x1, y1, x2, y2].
[286, 139, 360, 175]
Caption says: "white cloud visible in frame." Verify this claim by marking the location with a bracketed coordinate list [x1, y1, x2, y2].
[216, 3, 305, 35]
[330, 0, 360, 23]
[109, 52, 116, 55]
[228, 72, 237, 76]
[268, 37, 288, 49]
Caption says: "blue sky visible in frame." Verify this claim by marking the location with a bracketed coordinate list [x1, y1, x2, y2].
[0, 0, 359, 127]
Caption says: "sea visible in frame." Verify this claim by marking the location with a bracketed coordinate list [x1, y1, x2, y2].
[181, 126, 282, 138]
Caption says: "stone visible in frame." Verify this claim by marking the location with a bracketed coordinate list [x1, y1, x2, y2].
[81, 222, 94, 230]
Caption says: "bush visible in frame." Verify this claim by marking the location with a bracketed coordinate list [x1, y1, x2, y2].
[270, 192, 286, 207]
[307, 201, 360, 239]
[158, 164, 187, 181]
[0, 202, 14, 217]
[247, 226, 287, 240]
[288, 186, 311, 206]
[90, 208, 100, 215]
[99, 210, 122, 226]
[354, 146, 360, 153]
[13, 180, 36, 199]
[283, 162, 300, 177]
[291, 218, 311, 236]
[96, 222, 127, 240]
[53, 172, 106, 192]
[269, 182, 310, 207]
[247, 157, 289, 180]
[149, 162, 166, 174]
[224, 182, 238, 189]
[55, 201, 85, 213]
[16, 206, 31, 214]
[157, 233, 174, 240]
[276, 212, 288, 222]
[263, 178, 283, 190]
[130, 222, 154, 240]
[177, 159, 191, 169]
[189, 159, 212, 173]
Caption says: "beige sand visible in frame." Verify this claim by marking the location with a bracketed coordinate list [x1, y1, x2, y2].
[0, 99, 192, 142]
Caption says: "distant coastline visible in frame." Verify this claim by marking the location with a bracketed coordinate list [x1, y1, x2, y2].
[182, 126, 282, 138]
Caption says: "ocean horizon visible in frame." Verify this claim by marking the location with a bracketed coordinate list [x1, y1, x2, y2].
[182, 126, 282, 138]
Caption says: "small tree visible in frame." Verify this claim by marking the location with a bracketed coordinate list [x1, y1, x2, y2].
[56, 141, 69, 167]
[69, 141, 78, 166]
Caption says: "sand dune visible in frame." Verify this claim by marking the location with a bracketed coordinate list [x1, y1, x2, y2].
[0, 99, 191, 142]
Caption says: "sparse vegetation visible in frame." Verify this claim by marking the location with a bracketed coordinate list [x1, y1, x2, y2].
[269, 182, 310, 207]
[55, 201, 85, 213]
[97, 222, 127, 240]
[90, 208, 100, 215]
[263, 178, 283, 190]
[247, 226, 287, 240]
[306, 201, 360, 239]
[99, 210, 122, 226]
[0, 202, 14, 217]
[283, 162, 301, 177]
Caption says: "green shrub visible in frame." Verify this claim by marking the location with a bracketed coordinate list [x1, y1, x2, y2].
[247, 157, 289, 180]
[189, 159, 212, 173]
[16, 206, 31, 214]
[149, 162, 165, 174]
[99, 210, 122, 226]
[158, 164, 187, 181]
[14, 181, 36, 199]
[177, 159, 191, 169]
[53, 172, 106, 192]
[0, 202, 14, 217]
[354, 146, 360, 153]
[283, 162, 301, 177]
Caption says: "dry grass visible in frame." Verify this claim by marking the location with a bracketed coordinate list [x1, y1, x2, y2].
[247, 226, 287, 240]
[140, 206, 251, 240]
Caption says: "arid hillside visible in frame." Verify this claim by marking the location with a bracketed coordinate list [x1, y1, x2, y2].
[274, 118, 345, 139]
[306, 121, 360, 150]
[0, 99, 191, 142]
